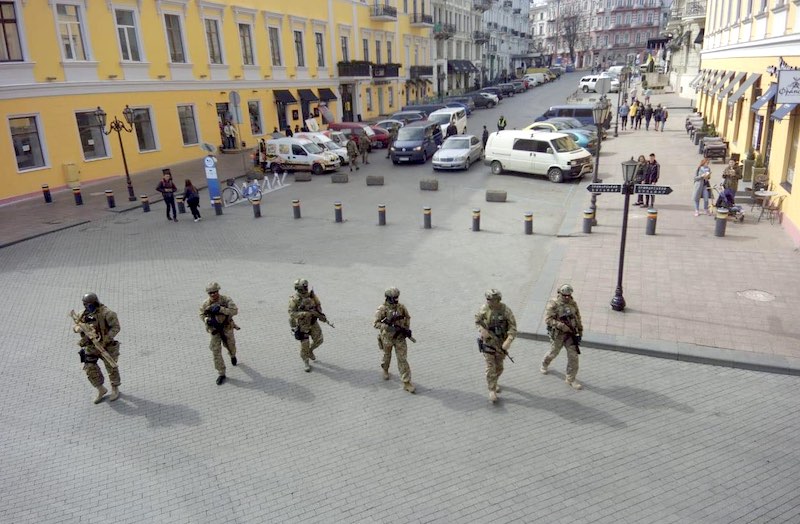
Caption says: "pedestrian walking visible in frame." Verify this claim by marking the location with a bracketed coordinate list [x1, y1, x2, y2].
[183, 179, 202, 222]
[446, 118, 458, 138]
[288, 279, 327, 372]
[156, 170, 178, 222]
[386, 126, 398, 159]
[644, 88, 652, 104]
[257, 138, 268, 172]
[358, 133, 370, 165]
[285, 126, 293, 137]
[643, 103, 653, 131]
[653, 104, 664, 131]
[497, 115, 507, 131]
[346, 136, 359, 171]
[199, 282, 239, 385]
[643, 153, 660, 208]
[482, 125, 489, 150]
[475, 289, 517, 403]
[540, 284, 584, 390]
[659, 106, 669, 132]
[633, 154, 647, 206]
[722, 158, 743, 194]
[223, 121, 237, 149]
[73, 293, 121, 404]
[374, 287, 415, 393]
[693, 159, 713, 216]
[618, 102, 630, 130]
[629, 101, 639, 130]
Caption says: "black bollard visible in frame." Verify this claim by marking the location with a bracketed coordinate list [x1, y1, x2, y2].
[42, 184, 52, 203]
[105, 190, 116, 209]
[213, 196, 223, 215]
[334, 201, 343, 223]
[378, 204, 386, 226]
[524, 212, 533, 235]
[292, 199, 301, 219]
[140, 195, 150, 212]
[73, 187, 83, 206]
[715, 208, 728, 237]
[423, 206, 432, 229]
[582, 209, 594, 234]
[252, 199, 261, 218]
[472, 208, 480, 231]
[176, 195, 186, 214]
[646, 208, 658, 235]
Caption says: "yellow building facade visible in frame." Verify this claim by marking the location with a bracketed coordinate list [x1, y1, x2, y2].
[693, 0, 800, 245]
[0, 0, 433, 201]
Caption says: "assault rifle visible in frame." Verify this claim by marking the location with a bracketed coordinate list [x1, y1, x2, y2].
[69, 310, 118, 368]
[476, 320, 514, 363]
[380, 317, 416, 343]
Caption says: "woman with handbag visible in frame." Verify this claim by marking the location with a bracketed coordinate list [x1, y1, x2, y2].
[184, 179, 202, 222]
[693, 161, 712, 216]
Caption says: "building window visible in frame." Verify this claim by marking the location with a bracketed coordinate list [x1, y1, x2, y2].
[75, 111, 107, 159]
[387, 40, 392, 63]
[269, 27, 282, 66]
[362, 38, 369, 62]
[366, 88, 372, 111]
[177, 105, 198, 146]
[375, 40, 381, 64]
[115, 9, 141, 61]
[341, 36, 349, 62]
[239, 24, 254, 65]
[0, 1, 23, 61]
[647, 13, 653, 24]
[294, 30, 305, 67]
[204, 18, 223, 64]
[248, 100, 262, 135]
[164, 13, 185, 63]
[56, 3, 87, 60]
[403, 0, 408, 14]
[10, 115, 45, 170]
[315, 32, 325, 67]
[131, 107, 157, 152]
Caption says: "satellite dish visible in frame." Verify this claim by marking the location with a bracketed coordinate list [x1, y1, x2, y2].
[200, 142, 216, 153]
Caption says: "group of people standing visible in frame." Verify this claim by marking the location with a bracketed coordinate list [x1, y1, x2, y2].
[619, 101, 668, 132]
[692, 158, 743, 216]
[632, 153, 661, 208]
[155, 170, 202, 222]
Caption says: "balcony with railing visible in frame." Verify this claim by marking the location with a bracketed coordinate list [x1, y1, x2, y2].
[473, 30, 490, 43]
[433, 23, 456, 39]
[503, 0, 513, 8]
[512, 8, 521, 14]
[511, 29, 519, 36]
[337, 61, 372, 77]
[410, 65, 434, 79]
[473, 0, 492, 12]
[372, 63, 400, 78]
[370, 3, 398, 21]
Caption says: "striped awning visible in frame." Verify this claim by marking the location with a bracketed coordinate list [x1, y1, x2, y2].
[728, 73, 761, 105]
[751, 84, 778, 112]
[704, 70, 724, 94]
[688, 71, 704, 88]
[771, 103, 797, 120]
[717, 72, 746, 101]
[711, 71, 734, 96]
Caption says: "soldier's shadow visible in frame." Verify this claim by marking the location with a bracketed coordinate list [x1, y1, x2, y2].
[501, 385, 628, 428]
[416, 384, 501, 413]
[109, 394, 202, 428]
[589, 384, 695, 413]
[311, 361, 388, 390]
[226, 363, 315, 403]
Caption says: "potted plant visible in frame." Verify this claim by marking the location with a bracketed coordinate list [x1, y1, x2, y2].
[694, 122, 708, 145]
[742, 149, 755, 182]
[752, 152, 767, 179]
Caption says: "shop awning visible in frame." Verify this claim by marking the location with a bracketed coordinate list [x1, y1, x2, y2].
[710, 71, 734, 96]
[273, 89, 297, 104]
[318, 88, 338, 101]
[771, 103, 797, 120]
[688, 71, 704, 88]
[704, 70, 723, 94]
[467, 62, 480, 73]
[717, 71, 746, 100]
[694, 28, 704, 44]
[699, 70, 718, 92]
[447, 60, 465, 73]
[751, 83, 778, 111]
[728, 73, 761, 105]
[692, 70, 708, 90]
[297, 89, 319, 102]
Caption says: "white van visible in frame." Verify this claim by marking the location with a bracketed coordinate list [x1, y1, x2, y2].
[294, 132, 349, 165]
[427, 107, 468, 136]
[523, 73, 545, 86]
[483, 130, 593, 183]
[265, 137, 340, 175]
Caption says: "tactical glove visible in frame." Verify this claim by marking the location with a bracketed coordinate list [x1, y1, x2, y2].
[210, 304, 221, 314]
[501, 338, 512, 351]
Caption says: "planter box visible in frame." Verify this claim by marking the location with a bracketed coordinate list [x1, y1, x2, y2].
[743, 159, 754, 182]
[366, 175, 384, 186]
[486, 189, 508, 202]
[294, 172, 312, 182]
[420, 179, 438, 191]
[331, 173, 349, 183]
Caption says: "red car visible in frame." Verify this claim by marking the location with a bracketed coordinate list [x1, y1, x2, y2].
[369, 126, 391, 149]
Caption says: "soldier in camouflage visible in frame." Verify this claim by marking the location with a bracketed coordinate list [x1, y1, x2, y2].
[288, 279, 326, 372]
[199, 282, 239, 385]
[475, 289, 517, 403]
[541, 284, 584, 390]
[76, 293, 121, 404]
[373, 287, 415, 393]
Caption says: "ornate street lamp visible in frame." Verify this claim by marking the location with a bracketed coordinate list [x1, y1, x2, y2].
[95, 105, 136, 201]
[610, 157, 640, 312]
[589, 98, 609, 224]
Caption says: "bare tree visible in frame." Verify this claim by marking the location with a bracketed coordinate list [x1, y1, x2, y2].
[561, 7, 587, 65]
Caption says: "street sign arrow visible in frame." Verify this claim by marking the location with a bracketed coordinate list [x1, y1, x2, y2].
[586, 183, 622, 193]
[634, 184, 673, 195]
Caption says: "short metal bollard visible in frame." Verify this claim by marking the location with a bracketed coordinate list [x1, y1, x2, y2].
[213, 196, 223, 215]
[715, 208, 728, 237]
[524, 212, 533, 235]
[334, 201, 343, 223]
[42, 184, 52, 203]
[423, 206, 432, 229]
[292, 199, 301, 219]
[582, 209, 594, 233]
[140, 195, 150, 212]
[105, 190, 116, 209]
[646, 208, 658, 235]
[252, 198, 261, 218]
[176, 195, 186, 214]
[378, 204, 386, 226]
[472, 208, 481, 231]
[73, 187, 83, 206]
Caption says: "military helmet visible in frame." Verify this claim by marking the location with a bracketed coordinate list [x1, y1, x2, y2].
[384, 287, 400, 299]
[205, 282, 221, 293]
[559, 284, 574, 296]
[485, 289, 502, 301]
[294, 278, 309, 292]
[82, 292, 99, 305]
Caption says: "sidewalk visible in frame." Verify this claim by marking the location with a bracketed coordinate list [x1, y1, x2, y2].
[519, 89, 800, 375]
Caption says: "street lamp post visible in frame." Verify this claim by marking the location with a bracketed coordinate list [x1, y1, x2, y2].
[95, 105, 136, 201]
[589, 98, 610, 225]
[610, 157, 640, 312]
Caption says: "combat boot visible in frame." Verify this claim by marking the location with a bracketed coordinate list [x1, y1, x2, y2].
[309, 351, 316, 361]
[93, 385, 107, 404]
[540, 365, 549, 375]
[216, 375, 226, 385]
[304, 360, 311, 372]
[488, 390, 498, 403]
[382, 369, 390, 380]
[231, 356, 238, 366]
[403, 382, 416, 394]
[494, 385, 501, 394]
[566, 379, 583, 390]
[109, 386, 120, 402]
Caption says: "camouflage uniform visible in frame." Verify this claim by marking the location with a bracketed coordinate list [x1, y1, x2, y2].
[386, 127, 398, 158]
[373, 287, 415, 393]
[475, 289, 517, 402]
[199, 282, 239, 384]
[358, 134, 370, 164]
[77, 297, 121, 403]
[346, 139, 359, 171]
[288, 279, 325, 372]
[542, 285, 584, 389]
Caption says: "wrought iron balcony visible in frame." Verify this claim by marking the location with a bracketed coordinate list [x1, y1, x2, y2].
[410, 13, 434, 27]
[337, 61, 372, 77]
[511, 29, 519, 36]
[473, 0, 492, 12]
[370, 4, 398, 21]
[473, 30, 490, 43]
[410, 65, 434, 79]
[503, 0, 513, 8]
[513, 8, 521, 14]
[372, 63, 400, 78]
[433, 23, 456, 39]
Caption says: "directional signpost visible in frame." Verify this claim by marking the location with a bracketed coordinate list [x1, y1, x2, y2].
[587, 183, 622, 193]
[586, 184, 673, 195]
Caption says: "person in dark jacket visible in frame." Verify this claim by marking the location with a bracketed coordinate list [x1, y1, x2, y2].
[446, 118, 458, 138]
[643, 104, 654, 131]
[482, 125, 489, 149]
[184, 179, 201, 222]
[643, 153, 660, 208]
[156, 171, 178, 222]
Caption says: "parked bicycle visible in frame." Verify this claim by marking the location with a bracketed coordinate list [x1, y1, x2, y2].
[221, 178, 262, 205]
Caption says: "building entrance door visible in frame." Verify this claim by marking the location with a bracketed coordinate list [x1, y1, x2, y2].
[341, 84, 354, 122]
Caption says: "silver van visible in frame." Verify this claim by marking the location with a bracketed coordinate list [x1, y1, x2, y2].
[483, 130, 593, 183]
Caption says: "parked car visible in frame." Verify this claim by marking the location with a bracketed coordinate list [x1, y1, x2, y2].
[483, 130, 593, 183]
[535, 104, 597, 127]
[327, 122, 378, 150]
[565, 64, 576, 73]
[475, 92, 499, 106]
[497, 83, 516, 97]
[390, 110, 428, 124]
[369, 126, 391, 148]
[432, 135, 483, 171]
[480, 87, 503, 100]
[547, 116, 606, 140]
[389, 121, 444, 164]
[264, 137, 341, 175]
[522, 73, 543, 87]
[427, 107, 468, 136]
[321, 130, 348, 148]
[561, 129, 597, 155]
[374, 119, 405, 134]
[444, 101, 473, 116]
[579, 75, 620, 93]
[401, 103, 447, 115]
[463, 92, 495, 108]
[294, 131, 349, 165]
[511, 81, 526, 93]
[445, 96, 476, 113]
